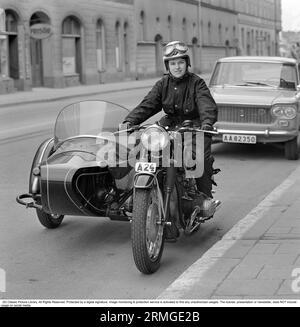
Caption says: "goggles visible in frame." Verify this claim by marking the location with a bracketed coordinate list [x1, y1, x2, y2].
[163, 42, 188, 57]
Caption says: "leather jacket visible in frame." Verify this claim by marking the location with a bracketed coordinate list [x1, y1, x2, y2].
[124, 71, 218, 127]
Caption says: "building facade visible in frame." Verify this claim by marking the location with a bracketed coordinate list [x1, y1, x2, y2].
[280, 31, 300, 59]
[235, 0, 281, 57]
[0, 0, 135, 93]
[0, 0, 282, 94]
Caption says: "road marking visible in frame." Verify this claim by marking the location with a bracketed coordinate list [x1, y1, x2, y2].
[157, 164, 300, 299]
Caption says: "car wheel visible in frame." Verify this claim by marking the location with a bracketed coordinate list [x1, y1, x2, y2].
[284, 136, 299, 160]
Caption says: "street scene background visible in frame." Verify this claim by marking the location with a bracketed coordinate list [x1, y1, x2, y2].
[0, 0, 300, 303]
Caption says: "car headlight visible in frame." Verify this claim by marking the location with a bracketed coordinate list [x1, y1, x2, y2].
[141, 126, 169, 152]
[271, 105, 297, 119]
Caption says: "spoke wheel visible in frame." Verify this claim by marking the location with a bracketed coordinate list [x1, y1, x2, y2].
[131, 188, 164, 274]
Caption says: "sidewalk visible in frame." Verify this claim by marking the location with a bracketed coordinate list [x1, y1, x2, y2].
[158, 164, 300, 300]
[0, 73, 211, 108]
[0, 78, 157, 108]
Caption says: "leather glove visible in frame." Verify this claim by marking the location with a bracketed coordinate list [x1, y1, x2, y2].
[118, 121, 132, 132]
[201, 123, 214, 131]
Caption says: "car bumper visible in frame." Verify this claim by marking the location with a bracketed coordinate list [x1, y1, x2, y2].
[214, 128, 298, 143]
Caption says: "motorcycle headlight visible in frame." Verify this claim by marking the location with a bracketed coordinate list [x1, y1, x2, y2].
[141, 126, 169, 152]
[271, 105, 297, 119]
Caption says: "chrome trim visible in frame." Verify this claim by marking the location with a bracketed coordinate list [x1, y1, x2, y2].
[215, 129, 298, 137]
[39, 138, 54, 163]
[16, 193, 42, 210]
[217, 105, 273, 124]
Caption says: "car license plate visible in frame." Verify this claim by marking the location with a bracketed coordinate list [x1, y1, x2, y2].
[222, 134, 257, 144]
[135, 162, 157, 173]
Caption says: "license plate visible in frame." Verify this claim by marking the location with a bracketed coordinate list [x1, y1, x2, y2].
[135, 162, 157, 173]
[222, 134, 257, 144]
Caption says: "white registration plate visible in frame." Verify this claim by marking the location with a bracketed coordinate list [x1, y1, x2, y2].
[222, 134, 257, 144]
[135, 162, 157, 173]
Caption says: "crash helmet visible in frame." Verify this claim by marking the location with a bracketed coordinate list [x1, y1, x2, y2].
[163, 41, 191, 70]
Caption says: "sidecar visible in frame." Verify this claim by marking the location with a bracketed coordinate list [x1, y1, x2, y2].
[16, 100, 135, 228]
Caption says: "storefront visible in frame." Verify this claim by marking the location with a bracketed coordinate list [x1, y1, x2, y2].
[0, 0, 135, 93]
[0, 8, 20, 93]
[29, 11, 53, 87]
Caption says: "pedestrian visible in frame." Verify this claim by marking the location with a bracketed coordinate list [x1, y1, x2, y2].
[122, 40, 218, 200]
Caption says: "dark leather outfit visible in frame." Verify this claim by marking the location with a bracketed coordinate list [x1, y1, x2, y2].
[124, 71, 218, 197]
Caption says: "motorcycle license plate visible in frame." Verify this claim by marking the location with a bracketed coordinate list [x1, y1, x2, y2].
[135, 162, 157, 173]
[222, 134, 256, 144]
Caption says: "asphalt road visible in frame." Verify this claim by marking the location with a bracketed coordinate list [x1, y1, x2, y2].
[0, 89, 299, 299]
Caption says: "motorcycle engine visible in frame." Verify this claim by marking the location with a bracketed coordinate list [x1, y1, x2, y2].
[181, 191, 205, 216]
[181, 178, 214, 219]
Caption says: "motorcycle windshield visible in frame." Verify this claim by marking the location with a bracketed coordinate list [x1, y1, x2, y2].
[54, 100, 129, 145]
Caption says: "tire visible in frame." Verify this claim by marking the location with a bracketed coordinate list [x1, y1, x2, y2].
[131, 188, 165, 274]
[36, 209, 64, 229]
[284, 136, 299, 160]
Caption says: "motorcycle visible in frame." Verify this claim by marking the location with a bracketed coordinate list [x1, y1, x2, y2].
[16, 100, 220, 274]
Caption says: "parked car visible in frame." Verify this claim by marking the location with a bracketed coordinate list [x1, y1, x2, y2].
[208, 56, 300, 160]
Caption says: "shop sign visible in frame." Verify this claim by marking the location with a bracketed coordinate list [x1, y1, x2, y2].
[30, 23, 52, 39]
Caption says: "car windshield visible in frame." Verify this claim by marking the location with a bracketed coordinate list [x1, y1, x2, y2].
[210, 61, 298, 89]
[54, 100, 129, 145]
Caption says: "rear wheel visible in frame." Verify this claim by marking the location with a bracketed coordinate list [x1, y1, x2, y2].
[131, 188, 164, 274]
[284, 136, 299, 160]
[36, 209, 64, 229]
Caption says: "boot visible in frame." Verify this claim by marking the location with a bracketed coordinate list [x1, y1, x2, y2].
[164, 221, 180, 242]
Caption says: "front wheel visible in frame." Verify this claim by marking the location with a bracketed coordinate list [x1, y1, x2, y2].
[284, 136, 299, 160]
[131, 188, 165, 274]
[36, 209, 64, 229]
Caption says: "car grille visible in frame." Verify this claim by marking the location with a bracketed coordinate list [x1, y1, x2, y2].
[217, 105, 273, 124]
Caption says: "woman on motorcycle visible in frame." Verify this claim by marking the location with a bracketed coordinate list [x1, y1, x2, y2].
[123, 40, 218, 200]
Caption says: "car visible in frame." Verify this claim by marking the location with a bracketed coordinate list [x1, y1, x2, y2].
[208, 56, 300, 160]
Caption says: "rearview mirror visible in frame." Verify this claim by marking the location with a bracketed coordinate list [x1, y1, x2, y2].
[297, 84, 300, 91]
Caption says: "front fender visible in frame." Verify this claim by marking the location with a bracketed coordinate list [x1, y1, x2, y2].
[29, 138, 54, 195]
[133, 173, 155, 189]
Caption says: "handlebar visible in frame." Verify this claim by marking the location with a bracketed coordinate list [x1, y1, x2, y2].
[115, 125, 146, 134]
[175, 126, 218, 134]
[115, 124, 218, 135]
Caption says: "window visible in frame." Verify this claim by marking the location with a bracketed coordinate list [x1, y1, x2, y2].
[193, 22, 197, 38]
[256, 30, 259, 55]
[0, 10, 19, 79]
[123, 22, 129, 74]
[241, 28, 245, 49]
[5, 12, 17, 33]
[208, 22, 212, 44]
[62, 17, 80, 35]
[139, 11, 145, 41]
[247, 30, 250, 55]
[233, 26, 236, 42]
[62, 16, 81, 75]
[182, 18, 187, 42]
[0, 9, 8, 77]
[115, 21, 121, 70]
[210, 62, 297, 90]
[96, 19, 105, 71]
[167, 15, 172, 41]
[218, 24, 222, 44]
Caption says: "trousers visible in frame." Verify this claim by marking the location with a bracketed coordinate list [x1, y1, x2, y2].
[195, 135, 214, 198]
[158, 115, 215, 198]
